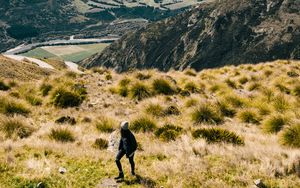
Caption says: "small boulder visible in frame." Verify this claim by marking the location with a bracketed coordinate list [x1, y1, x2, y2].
[55, 116, 76, 125]
[59, 167, 67, 174]
[254, 179, 266, 188]
[37, 182, 45, 188]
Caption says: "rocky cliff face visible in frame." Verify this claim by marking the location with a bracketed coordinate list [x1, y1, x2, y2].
[82, 0, 300, 71]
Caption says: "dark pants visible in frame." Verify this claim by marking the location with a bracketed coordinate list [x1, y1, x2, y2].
[115, 150, 135, 173]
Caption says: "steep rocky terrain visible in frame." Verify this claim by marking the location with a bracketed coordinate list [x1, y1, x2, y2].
[83, 0, 300, 71]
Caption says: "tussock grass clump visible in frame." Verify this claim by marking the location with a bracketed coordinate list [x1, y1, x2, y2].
[131, 116, 156, 133]
[280, 125, 300, 148]
[247, 82, 261, 91]
[118, 78, 131, 87]
[95, 116, 115, 133]
[117, 86, 129, 97]
[237, 109, 260, 124]
[152, 79, 175, 95]
[184, 82, 199, 93]
[25, 95, 42, 106]
[292, 85, 300, 97]
[130, 82, 151, 100]
[224, 94, 247, 108]
[145, 103, 164, 117]
[49, 128, 75, 143]
[272, 95, 290, 112]
[238, 76, 248, 84]
[225, 78, 237, 89]
[185, 98, 199, 108]
[216, 100, 236, 118]
[0, 97, 30, 115]
[262, 114, 289, 133]
[191, 104, 223, 125]
[0, 117, 34, 139]
[40, 83, 52, 96]
[0, 80, 10, 91]
[192, 128, 244, 145]
[275, 83, 290, 94]
[93, 138, 108, 150]
[51, 88, 85, 108]
[184, 69, 197, 77]
[154, 124, 183, 142]
[105, 73, 112, 80]
[163, 105, 180, 116]
[135, 72, 152, 80]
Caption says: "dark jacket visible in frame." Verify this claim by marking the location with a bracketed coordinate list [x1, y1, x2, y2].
[119, 130, 137, 156]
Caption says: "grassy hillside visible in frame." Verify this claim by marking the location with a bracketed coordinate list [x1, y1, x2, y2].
[0, 55, 54, 81]
[0, 60, 300, 187]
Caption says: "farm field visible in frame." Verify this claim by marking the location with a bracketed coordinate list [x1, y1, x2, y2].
[21, 43, 110, 63]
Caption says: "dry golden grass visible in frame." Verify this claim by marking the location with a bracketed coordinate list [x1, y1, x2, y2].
[0, 55, 54, 81]
[0, 60, 300, 187]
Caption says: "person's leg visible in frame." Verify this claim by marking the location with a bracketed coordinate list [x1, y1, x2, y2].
[128, 154, 135, 175]
[115, 150, 125, 179]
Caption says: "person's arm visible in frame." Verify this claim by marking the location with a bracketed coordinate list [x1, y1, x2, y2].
[118, 138, 123, 151]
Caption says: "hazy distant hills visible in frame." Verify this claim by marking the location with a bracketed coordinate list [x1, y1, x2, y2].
[0, 0, 198, 52]
[83, 0, 300, 71]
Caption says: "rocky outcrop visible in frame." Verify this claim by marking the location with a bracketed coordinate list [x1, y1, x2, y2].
[82, 0, 300, 72]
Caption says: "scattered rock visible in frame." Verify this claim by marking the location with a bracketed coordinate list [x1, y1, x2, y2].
[37, 182, 45, 188]
[59, 167, 67, 174]
[254, 179, 266, 188]
[88, 104, 94, 108]
[55, 116, 76, 125]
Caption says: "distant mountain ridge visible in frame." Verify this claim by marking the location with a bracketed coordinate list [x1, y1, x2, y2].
[82, 0, 300, 71]
[0, 0, 197, 52]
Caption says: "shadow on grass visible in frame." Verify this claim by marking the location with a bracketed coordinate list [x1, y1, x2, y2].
[119, 174, 156, 188]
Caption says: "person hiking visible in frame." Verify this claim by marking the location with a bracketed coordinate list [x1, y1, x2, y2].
[115, 121, 137, 180]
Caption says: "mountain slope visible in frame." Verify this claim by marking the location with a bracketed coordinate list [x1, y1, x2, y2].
[82, 0, 300, 71]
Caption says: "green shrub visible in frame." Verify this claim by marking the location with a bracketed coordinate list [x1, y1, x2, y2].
[51, 88, 85, 108]
[130, 82, 151, 100]
[0, 81, 10, 91]
[40, 83, 52, 96]
[95, 117, 115, 133]
[192, 128, 244, 145]
[131, 116, 156, 132]
[25, 95, 42, 106]
[93, 138, 108, 150]
[262, 115, 289, 133]
[0, 97, 30, 115]
[152, 79, 175, 95]
[154, 124, 183, 142]
[237, 109, 260, 124]
[191, 104, 223, 125]
[49, 128, 75, 143]
[145, 103, 164, 117]
[135, 72, 151, 80]
[184, 82, 199, 93]
[280, 125, 300, 148]
[0, 117, 34, 139]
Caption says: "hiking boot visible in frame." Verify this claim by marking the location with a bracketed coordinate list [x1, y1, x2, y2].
[131, 171, 136, 176]
[114, 172, 124, 180]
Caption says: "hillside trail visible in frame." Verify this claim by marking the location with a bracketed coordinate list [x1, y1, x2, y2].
[3, 54, 83, 73]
